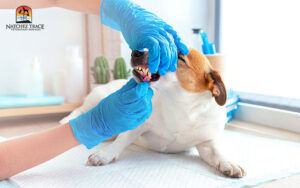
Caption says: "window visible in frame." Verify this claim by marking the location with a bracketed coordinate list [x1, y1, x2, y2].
[222, 0, 300, 99]
[221, 0, 300, 132]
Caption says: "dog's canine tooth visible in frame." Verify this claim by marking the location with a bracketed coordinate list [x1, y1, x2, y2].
[134, 66, 153, 80]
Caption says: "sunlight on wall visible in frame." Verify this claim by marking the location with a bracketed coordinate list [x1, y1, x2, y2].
[222, 0, 300, 99]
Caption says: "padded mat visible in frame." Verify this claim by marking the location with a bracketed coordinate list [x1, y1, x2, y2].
[2, 130, 300, 188]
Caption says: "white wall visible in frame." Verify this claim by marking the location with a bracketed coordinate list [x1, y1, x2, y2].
[0, 8, 86, 95]
[121, 0, 214, 65]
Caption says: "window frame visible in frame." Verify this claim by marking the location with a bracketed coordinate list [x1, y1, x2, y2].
[234, 102, 300, 134]
[216, 0, 300, 132]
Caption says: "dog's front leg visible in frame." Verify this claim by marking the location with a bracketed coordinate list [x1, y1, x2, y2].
[196, 140, 246, 178]
[87, 124, 148, 166]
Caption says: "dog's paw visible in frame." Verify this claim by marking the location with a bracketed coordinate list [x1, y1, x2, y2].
[87, 150, 117, 166]
[216, 160, 246, 178]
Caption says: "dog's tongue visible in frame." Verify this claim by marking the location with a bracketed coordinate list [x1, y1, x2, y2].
[134, 65, 152, 82]
[143, 76, 151, 82]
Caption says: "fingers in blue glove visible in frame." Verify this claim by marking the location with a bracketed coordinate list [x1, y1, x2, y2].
[158, 37, 171, 76]
[134, 103, 153, 127]
[165, 26, 189, 56]
[119, 78, 137, 93]
[159, 30, 178, 73]
[143, 28, 188, 75]
[120, 88, 153, 114]
[141, 36, 160, 74]
[120, 81, 153, 104]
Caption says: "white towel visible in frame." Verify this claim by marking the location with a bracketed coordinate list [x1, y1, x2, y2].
[2, 130, 300, 188]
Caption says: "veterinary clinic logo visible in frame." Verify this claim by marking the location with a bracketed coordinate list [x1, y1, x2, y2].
[6, 5, 45, 31]
[16, 6, 32, 23]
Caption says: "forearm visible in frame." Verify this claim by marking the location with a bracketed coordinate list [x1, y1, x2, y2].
[56, 0, 102, 15]
[0, 0, 102, 15]
[0, 123, 80, 180]
[0, 0, 56, 9]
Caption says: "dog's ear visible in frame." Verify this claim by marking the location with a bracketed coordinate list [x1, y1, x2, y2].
[206, 70, 227, 106]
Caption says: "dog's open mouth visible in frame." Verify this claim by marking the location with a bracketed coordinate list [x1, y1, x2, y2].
[133, 65, 160, 83]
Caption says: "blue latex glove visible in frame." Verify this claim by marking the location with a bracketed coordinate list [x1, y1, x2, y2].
[69, 79, 153, 149]
[100, 0, 189, 75]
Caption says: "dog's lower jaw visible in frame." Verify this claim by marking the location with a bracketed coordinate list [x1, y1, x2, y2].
[132, 71, 160, 86]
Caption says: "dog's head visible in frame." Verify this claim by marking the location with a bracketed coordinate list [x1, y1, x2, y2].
[131, 48, 227, 106]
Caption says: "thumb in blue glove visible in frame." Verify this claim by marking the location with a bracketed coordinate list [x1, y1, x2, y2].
[69, 78, 153, 149]
[100, 0, 189, 76]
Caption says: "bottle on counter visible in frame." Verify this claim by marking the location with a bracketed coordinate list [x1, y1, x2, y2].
[191, 28, 203, 53]
[27, 56, 44, 97]
[65, 46, 84, 103]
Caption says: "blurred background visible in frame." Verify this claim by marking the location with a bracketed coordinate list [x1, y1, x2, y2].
[0, 0, 299, 136]
[0, 0, 212, 98]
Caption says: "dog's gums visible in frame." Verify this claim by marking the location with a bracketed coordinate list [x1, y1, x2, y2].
[133, 65, 160, 83]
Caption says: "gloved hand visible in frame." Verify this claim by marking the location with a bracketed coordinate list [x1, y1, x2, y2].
[70, 79, 153, 149]
[100, 0, 189, 75]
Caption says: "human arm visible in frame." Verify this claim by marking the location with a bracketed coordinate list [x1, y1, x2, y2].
[0, 79, 153, 180]
[0, 0, 102, 15]
[0, 123, 80, 181]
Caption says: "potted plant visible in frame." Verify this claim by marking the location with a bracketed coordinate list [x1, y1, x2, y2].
[112, 57, 131, 80]
[90, 56, 110, 89]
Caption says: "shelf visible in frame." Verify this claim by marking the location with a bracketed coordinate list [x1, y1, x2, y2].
[0, 103, 81, 118]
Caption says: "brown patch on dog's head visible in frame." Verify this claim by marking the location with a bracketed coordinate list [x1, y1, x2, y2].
[176, 48, 227, 105]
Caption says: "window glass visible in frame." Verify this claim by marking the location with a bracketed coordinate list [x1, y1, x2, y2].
[222, 0, 300, 99]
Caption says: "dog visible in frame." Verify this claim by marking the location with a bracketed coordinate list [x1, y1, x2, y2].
[60, 48, 246, 178]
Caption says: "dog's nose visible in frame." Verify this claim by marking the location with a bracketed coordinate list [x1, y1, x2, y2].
[132, 51, 145, 57]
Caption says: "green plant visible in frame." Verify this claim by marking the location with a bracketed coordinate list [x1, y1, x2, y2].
[90, 56, 110, 84]
[112, 57, 131, 79]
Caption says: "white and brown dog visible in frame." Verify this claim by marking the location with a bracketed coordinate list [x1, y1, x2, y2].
[60, 48, 246, 178]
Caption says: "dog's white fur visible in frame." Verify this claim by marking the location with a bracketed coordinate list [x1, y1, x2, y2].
[60, 73, 246, 177]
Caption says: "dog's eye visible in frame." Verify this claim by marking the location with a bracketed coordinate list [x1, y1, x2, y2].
[178, 55, 187, 66]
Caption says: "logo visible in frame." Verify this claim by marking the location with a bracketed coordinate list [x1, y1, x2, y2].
[6, 5, 45, 31]
[16, 6, 32, 23]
